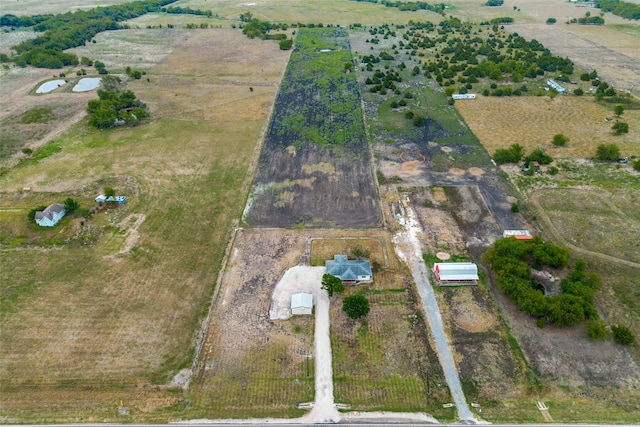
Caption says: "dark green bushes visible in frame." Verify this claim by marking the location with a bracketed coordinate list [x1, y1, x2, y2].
[484, 238, 600, 328]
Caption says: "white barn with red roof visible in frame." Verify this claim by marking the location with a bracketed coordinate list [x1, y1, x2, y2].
[433, 262, 479, 285]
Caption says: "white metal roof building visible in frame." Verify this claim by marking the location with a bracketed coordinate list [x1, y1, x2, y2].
[433, 262, 479, 285]
[291, 293, 313, 315]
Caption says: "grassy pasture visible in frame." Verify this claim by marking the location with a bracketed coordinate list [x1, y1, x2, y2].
[0, 0, 133, 15]
[179, 0, 442, 26]
[455, 95, 640, 159]
[0, 29, 290, 421]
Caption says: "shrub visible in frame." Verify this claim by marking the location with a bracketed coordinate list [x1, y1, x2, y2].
[390, 100, 398, 108]
[552, 134, 568, 147]
[63, 198, 79, 213]
[493, 143, 525, 164]
[279, 39, 293, 50]
[612, 122, 629, 135]
[612, 325, 635, 345]
[633, 159, 640, 171]
[350, 246, 371, 259]
[596, 143, 620, 161]
[413, 115, 424, 126]
[547, 166, 559, 175]
[21, 147, 33, 155]
[527, 147, 553, 165]
[574, 87, 584, 96]
[28, 205, 48, 222]
[511, 202, 520, 213]
[586, 319, 610, 341]
[343, 294, 370, 319]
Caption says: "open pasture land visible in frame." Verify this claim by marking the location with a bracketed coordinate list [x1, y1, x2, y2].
[455, 95, 640, 159]
[244, 27, 380, 228]
[534, 187, 640, 265]
[509, 21, 640, 93]
[179, 0, 443, 26]
[0, 0, 134, 15]
[0, 29, 289, 421]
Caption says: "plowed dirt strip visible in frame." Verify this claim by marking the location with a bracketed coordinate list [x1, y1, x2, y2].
[245, 28, 380, 228]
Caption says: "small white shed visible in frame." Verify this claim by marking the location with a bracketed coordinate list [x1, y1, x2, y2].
[433, 262, 479, 285]
[291, 293, 313, 316]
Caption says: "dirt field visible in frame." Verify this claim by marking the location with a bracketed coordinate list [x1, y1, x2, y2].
[455, 95, 640, 159]
[244, 28, 380, 228]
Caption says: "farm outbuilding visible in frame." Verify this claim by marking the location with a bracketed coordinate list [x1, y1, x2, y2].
[95, 195, 127, 205]
[291, 293, 313, 315]
[325, 254, 372, 284]
[546, 79, 566, 94]
[34, 203, 66, 227]
[503, 230, 534, 240]
[433, 262, 479, 285]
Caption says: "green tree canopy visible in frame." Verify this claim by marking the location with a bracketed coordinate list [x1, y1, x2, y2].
[321, 274, 344, 297]
[596, 143, 620, 161]
[612, 325, 635, 345]
[552, 133, 569, 147]
[63, 198, 79, 212]
[612, 122, 629, 135]
[342, 294, 370, 319]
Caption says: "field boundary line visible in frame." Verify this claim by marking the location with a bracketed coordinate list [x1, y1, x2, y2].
[529, 188, 640, 269]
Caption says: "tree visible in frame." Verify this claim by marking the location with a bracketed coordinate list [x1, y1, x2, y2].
[552, 133, 569, 147]
[104, 187, 116, 198]
[342, 294, 370, 319]
[573, 87, 584, 96]
[596, 143, 620, 161]
[612, 325, 635, 345]
[586, 319, 610, 341]
[493, 143, 524, 164]
[546, 18, 556, 24]
[279, 39, 293, 50]
[614, 104, 624, 118]
[321, 274, 344, 297]
[612, 121, 629, 135]
[633, 159, 640, 172]
[28, 205, 48, 222]
[63, 198, 79, 213]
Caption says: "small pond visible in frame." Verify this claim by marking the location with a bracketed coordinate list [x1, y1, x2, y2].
[36, 79, 66, 94]
[72, 77, 102, 92]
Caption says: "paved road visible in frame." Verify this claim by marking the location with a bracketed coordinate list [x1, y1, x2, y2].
[394, 205, 475, 422]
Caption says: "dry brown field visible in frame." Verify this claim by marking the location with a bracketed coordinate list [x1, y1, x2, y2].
[455, 95, 640, 159]
[0, 28, 290, 421]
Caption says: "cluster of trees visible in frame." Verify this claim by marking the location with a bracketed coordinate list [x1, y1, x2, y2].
[86, 77, 149, 129]
[493, 144, 554, 169]
[321, 274, 370, 319]
[384, 19, 578, 93]
[596, 0, 640, 20]
[161, 6, 213, 17]
[238, 15, 290, 47]
[350, 0, 447, 15]
[2, 0, 175, 68]
[485, 0, 504, 5]
[568, 12, 605, 25]
[484, 238, 605, 330]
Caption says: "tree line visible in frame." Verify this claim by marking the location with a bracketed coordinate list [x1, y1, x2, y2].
[595, 0, 640, 20]
[0, 0, 175, 68]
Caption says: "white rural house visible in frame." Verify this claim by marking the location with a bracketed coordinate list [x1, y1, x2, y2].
[325, 254, 372, 284]
[433, 262, 479, 285]
[34, 203, 66, 227]
[291, 293, 313, 315]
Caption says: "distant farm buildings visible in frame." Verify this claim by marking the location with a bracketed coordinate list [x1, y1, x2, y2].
[433, 262, 479, 285]
[452, 93, 476, 100]
[503, 230, 534, 240]
[546, 79, 566, 94]
[95, 195, 127, 205]
[325, 254, 372, 284]
[291, 293, 313, 316]
[35, 203, 66, 227]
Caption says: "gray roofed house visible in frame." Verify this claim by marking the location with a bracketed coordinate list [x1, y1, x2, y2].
[34, 203, 66, 227]
[325, 254, 372, 284]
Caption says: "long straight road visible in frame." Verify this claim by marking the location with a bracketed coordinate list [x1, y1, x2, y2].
[393, 202, 475, 422]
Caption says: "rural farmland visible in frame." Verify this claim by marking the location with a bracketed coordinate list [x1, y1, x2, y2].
[1, 0, 640, 423]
